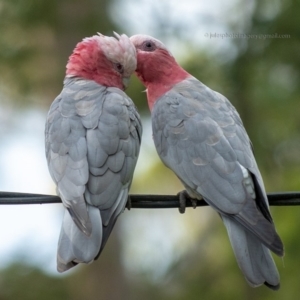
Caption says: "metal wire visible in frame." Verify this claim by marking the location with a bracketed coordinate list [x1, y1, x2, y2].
[0, 191, 300, 209]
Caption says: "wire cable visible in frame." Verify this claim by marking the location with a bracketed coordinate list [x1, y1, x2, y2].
[0, 191, 300, 209]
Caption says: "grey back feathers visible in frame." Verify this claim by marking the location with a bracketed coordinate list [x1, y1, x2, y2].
[45, 77, 142, 272]
[151, 77, 283, 289]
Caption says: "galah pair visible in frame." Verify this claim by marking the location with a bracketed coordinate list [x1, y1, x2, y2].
[45, 32, 283, 289]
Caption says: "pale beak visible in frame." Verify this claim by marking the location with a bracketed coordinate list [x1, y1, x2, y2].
[122, 77, 131, 89]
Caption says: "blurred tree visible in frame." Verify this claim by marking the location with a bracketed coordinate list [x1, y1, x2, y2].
[227, 0, 300, 190]
[0, 262, 70, 300]
[0, 0, 118, 105]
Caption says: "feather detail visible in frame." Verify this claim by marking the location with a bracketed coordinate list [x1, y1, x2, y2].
[46, 72, 141, 272]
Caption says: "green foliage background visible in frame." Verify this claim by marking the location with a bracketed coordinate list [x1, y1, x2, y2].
[0, 0, 299, 299]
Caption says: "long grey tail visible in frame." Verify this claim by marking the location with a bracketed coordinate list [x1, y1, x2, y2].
[222, 215, 280, 290]
[57, 205, 102, 273]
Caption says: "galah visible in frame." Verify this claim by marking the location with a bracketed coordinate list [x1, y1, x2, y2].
[130, 34, 283, 290]
[45, 33, 142, 272]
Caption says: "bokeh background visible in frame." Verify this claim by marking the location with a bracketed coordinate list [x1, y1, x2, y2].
[0, 0, 299, 299]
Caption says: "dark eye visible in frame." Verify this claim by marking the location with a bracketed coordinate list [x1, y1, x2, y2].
[114, 62, 124, 74]
[141, 40, 156, 52]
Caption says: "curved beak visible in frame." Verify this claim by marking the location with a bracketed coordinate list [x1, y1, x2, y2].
[122, 77, 131, 89]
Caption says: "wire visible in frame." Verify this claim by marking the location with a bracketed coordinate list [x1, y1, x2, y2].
[0, 191, 300, 209]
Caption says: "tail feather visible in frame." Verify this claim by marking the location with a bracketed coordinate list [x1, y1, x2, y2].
[97, 188, 128, 257]
[57, 205, 102, 273]
[65, 198, 92, 236]
[234, 206, 284, 257]
[222, 215, 280, 290]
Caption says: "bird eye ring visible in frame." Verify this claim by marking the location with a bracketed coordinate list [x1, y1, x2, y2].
[141, 40, 156, 51]
[114, 62, 124, 74]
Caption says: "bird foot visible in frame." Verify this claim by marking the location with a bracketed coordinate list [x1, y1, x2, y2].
[191, 198, 198, 209]
[178, 190, 198, 214]
[126, 196, 132, 210]
[178, 190, 189, 214]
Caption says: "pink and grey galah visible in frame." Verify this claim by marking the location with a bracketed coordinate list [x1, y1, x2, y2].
[130, 34, 283, 290]
[45, 33, 142, 272]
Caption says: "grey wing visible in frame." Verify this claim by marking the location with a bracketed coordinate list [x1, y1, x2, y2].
[84, 88, 142, 252]
[45, 79, 104, 235]
[152, 78, 283, 254]
[153, 79, 252, 213]
[46, 79, 141, 271]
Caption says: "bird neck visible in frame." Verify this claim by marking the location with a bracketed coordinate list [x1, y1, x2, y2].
[136, 50, 190, 110]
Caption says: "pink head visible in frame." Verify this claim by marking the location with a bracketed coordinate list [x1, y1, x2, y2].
[130, 34, 190, 110]
[66, 32, 136, 90]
